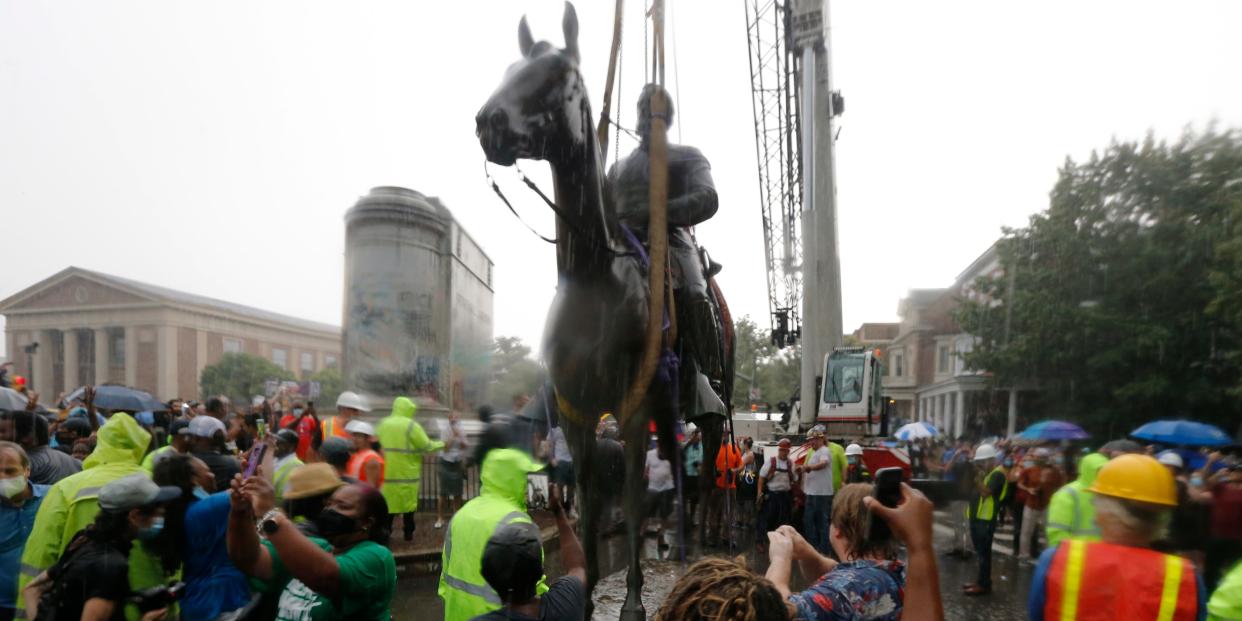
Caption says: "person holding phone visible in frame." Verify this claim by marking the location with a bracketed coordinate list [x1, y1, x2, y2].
[765, 482, 944, 621]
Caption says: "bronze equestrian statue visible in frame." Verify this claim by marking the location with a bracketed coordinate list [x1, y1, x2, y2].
[475, 4, 734, 619]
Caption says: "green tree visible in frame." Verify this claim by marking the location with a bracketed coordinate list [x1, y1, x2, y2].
[310, 367, 343, 409]
[732, 316, 801, 411]
[956, 127, 1242, 436]
[489, 336, 545, 409]
[200, 352, 294, 403]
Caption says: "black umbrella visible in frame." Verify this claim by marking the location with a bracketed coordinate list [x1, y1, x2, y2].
[62, 385, 166, 413]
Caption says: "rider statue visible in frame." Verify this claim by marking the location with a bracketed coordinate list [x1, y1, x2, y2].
[608, 84, 725, 418]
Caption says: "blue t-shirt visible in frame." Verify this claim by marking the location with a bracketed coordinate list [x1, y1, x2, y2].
[0, 482, 48, 609]
[1028, 544, 1208, 621]
[789, 559, 905, 621]
[181, 491, 252, 621]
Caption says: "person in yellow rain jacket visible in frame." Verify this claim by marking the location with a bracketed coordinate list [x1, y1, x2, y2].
[17, 413, 168, 621]
[439, 448, 547, 621]
[377, 396, 443, 541]
[1046, 452, 1108, 547]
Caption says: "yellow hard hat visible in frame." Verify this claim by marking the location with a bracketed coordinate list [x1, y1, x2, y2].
[1088, 454, 1177, 506]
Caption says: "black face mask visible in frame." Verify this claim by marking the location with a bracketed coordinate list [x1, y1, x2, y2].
[314, 508, 359, 538]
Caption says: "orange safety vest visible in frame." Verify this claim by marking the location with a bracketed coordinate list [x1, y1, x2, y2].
[321, 416, 351, 440]
[346, 448, 385, 487]
[1044, 539, 1198, 621]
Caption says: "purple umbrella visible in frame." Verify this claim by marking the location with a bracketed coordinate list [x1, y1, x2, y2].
[1017, 420, 1089, 441]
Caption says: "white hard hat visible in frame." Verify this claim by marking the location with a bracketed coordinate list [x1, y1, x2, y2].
[845, 443, 864, 456]
[973, 443, 999, 461]
[1157, 451, 1184, 469]
[336, 391, 371, 412]
[344, 420, 376, 437]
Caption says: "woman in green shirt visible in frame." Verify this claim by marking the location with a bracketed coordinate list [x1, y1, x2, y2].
[227, 476, 397, 621]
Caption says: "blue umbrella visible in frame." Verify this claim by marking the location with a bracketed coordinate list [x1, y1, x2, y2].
[1018, 420, 1089, 441]
[1131, 420, 1232, 447]
[895, 421, 938, 441]
[62, 385, 166, 413]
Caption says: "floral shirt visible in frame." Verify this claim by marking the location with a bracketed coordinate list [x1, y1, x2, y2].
[789, 559, 906, 621]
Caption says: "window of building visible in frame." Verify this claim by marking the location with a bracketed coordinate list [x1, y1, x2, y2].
[324, 355, 338, 369]
[223, 338, 242, 354]
[937, 345, 950, 373]
[300, 352, 314, 374]
[893, 351, 904, 377]
[272, 348, 288, 369]
[110, 330, 125, 366]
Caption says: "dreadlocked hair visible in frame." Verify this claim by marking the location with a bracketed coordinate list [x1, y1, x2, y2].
[653, 556, 792, 621]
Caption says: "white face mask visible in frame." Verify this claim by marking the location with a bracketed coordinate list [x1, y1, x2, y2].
[0, 475, 27, 499]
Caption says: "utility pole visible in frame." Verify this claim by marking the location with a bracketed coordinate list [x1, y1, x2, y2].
[792, 0, 843, 431]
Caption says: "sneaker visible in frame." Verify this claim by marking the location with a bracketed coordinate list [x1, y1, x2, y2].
[434, 520, 444, 529]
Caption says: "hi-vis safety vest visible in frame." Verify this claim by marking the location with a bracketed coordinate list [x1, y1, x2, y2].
[346, 448, 385, 487]
[272, 455, 303, 504]
[968, 466, 1010, 521]
[1044, 540, 1199, 621]
[321, 416, 350, 440]
[378, 397, 443, 513]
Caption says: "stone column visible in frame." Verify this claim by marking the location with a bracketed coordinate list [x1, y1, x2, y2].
[1007, 389, 1018, 438]
[35, 329, 56, 398]
[124, 327, 138, 387]
[157, 326, 179, 400]
[954, 391, 965, 440]
[94, 329, 110, 385]
[63, 329, 80, 392]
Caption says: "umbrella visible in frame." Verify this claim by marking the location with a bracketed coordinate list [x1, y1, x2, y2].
[61, 385, 166, 413]
[1018, 420, 1089, 441]
[895, 422, 937, 441]
[1131, 420, 1232, 447]
[0, 386, 34, 411]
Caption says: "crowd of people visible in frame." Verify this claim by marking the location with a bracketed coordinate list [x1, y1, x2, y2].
[3, 371, 1242, 621]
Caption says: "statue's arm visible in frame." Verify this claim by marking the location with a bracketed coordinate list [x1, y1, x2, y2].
[667, 152, 718, 227]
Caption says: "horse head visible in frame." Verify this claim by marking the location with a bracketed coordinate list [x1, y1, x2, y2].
[476, 2, 590, 167]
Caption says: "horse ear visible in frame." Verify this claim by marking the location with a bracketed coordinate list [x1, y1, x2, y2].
[518, 15, 535, 57]
[562, 2, 579, 61]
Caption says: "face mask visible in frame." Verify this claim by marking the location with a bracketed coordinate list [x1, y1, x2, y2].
[192, 486, 211, 500]
[1190, 477, 1204, 487]
[137, 517, 165, 541]
[1004, 460, 1014, 467]
[314, 508, 359, 538]
[847, 457, 858, 465]
[293, 409, 304, 416]
[0, 475, 27, 499]
[1022, 460, 1034, 468]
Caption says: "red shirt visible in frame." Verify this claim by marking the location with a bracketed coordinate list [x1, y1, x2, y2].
[1210, 482, 1242, 540]
[279, 414, 320, 461]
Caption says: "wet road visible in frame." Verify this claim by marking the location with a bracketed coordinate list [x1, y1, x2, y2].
[390, 509, 1035, 619]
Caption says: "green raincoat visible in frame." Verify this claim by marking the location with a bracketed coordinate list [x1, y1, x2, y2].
[17, 413, 166, 620]
[377, 397, 443, 513]
[1046, 452, 1108, 546]
[438, 448, 547, 621]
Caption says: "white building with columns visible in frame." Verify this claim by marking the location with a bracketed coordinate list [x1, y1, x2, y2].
[1, 267, 341, 402]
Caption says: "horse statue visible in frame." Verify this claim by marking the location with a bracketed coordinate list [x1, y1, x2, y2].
[475, 4, 734, 619]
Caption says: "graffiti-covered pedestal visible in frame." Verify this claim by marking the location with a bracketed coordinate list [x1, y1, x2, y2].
[343, 187, 494, 417]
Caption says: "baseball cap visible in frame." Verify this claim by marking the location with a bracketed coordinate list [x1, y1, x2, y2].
[98, 474, 181, 512]
[61, 417, 92, 435]
[274, 429, 300, 446]
[344, 420, 376, 436]
[481, 521, 544, 602]
[169, 419, 192, 436]
[319, 437, 352, 468]
[282, 463, 345, 500]
[777, 438, 792, 448]
[188, 416, 227, 439]
[807, 425, 826, 439]
[1157, 451, 1184, 469]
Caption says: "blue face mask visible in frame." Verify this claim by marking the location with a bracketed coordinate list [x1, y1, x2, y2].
[293, 409, 304, 416]
[192, 486, 210, 500]
[137, 517, 165, 541]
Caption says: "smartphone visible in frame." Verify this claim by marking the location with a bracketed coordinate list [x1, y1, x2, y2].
[867, 467, 905, 541]
[243, 443, 267, 478]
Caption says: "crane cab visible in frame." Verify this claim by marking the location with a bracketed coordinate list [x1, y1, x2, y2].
[817, 347, 887, 437]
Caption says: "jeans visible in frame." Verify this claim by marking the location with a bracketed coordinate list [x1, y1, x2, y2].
[1020, 506, 1046, 558]
[970, 519, 996, 589]
[804, 494, 833, 555]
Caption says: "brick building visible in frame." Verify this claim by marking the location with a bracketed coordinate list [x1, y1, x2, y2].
[1, 267, 341, 402]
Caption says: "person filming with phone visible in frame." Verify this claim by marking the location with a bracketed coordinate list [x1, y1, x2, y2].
[764, 475, 945, 621]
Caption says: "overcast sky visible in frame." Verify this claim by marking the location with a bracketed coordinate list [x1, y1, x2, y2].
[2, 0, 1240, 360]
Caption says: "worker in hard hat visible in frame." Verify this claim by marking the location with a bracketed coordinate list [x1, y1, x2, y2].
[963, 443, 1009, 596]
[1028, 454, 1206, 620]
[345, 420, 385, 488]
[322, 390, 371, 439]
[377, 397, 442, 541]
[1153, 451, 1210, 567]
[1046, 452, 1109, 547]
[844, 443, 871, 483]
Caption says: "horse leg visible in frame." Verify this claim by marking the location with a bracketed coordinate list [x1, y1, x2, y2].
[620, 408, 650, 621]
[564, 419, 601, 616]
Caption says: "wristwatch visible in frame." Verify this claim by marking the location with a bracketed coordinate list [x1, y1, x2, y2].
[257, 509, 284, 537]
